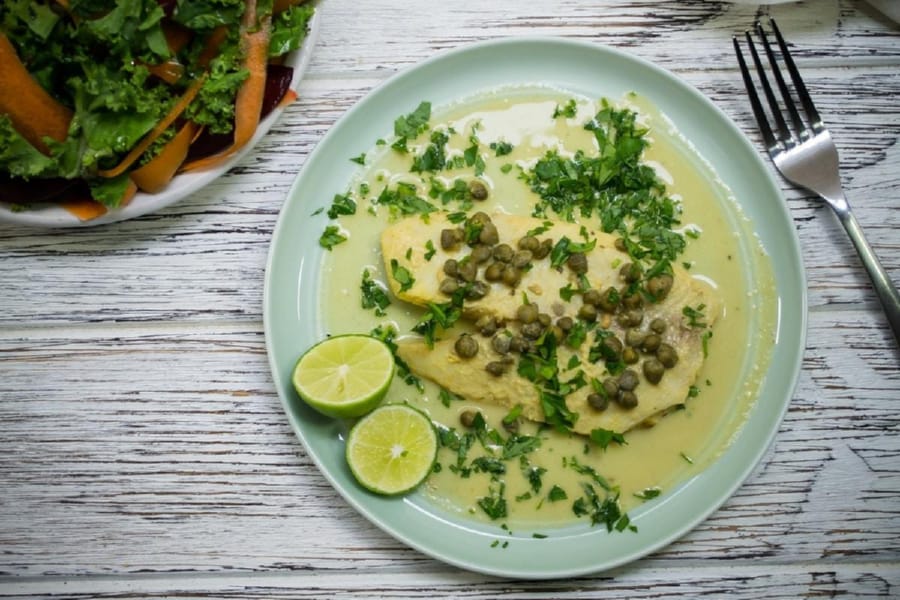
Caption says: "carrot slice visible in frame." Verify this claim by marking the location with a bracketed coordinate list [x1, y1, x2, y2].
[61, 198, 108, 221]
[96, 73, 207, 179]
[181, 3, 271, 173]
[146, 59, 185, 85]
[0, 33, 73, 155]
[131, 121, 199, 193]
[197, 26, 228, 69]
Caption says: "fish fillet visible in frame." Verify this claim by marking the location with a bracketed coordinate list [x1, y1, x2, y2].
[382, 212, 722, 434]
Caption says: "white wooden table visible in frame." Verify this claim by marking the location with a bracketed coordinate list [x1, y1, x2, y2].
[2, 0, 898, 597]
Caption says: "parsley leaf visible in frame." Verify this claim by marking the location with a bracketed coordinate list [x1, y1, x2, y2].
[319, 225, 346, 250]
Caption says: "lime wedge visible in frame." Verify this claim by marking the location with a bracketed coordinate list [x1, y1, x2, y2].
[292, 334, 395, 419]
[346, 404, 438, 496]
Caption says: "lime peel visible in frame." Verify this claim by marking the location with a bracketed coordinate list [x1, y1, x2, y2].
[292, 334, 395, 419]
[345, 404, 438, 496]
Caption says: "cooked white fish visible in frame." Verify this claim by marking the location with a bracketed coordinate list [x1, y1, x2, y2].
[382, 212, 721, 434]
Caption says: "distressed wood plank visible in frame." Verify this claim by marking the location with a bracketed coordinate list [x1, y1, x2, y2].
[0, 311, 896, 580]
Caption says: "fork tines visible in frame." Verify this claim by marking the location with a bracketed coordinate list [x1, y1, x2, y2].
[733, 18, 823, 153]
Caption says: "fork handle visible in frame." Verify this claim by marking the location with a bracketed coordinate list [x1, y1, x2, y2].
[834, 206, 900, 346]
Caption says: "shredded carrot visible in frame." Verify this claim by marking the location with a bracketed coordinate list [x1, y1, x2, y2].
[97, 73, 207, 179]
[0, 33, 73, 155]
[61, 178, 137, 220]
[146, 59, 185, 85]
[61, 198, 108, 221]
[181, 7, 271, 173]
[131, 121, 199, 193]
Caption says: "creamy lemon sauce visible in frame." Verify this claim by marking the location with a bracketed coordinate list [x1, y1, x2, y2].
[318, 87, 776, 529]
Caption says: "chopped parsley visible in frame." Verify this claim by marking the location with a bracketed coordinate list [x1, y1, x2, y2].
[326, 193, 356, 219]
[634, 487, 662, 501]
[350, 152, 366, 165]
[318, 225, 347, 250]
[360, 270, 391, 316]
[552, 99, 578, 119]
[548, 485, 568, 502]
[373, 182, 437, 218]
[392, 101, 431, 152]
[683, 303, 708, 328]
[490, 140, 514, 156]
[589, 427, 626, 450]
[389, 259, 415, 292]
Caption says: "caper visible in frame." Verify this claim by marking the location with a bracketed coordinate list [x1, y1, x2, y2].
[443, 259, 459, 277]
[511, 250, 533, 269]
[470, 244, 492, 264]
[650, 317, 667, 334]
[587, 393, 609, 411]
[458, 260, 477, 283]
[550, 325, 564, 343]
[657, 343, 679, 368]
[454, 334, 479, 359]
[646, 273, 674, 300]
[533, 238, 553, 260]
[468, 179, 489, 200]
[492, 333, 512, 355]
[614, 237, 627, 252]
[521, 322, 544, 339]
[493, 243, 514, 263]
[577, 303, 598, 322]
[566, 252, 588, 275]
[517, 303, 539, 324]
[476, 315, 497, 336]
[618, 369, 639, 391]
[479, 222, 500, 246]
[622, 347, 639, 364]
[582, 288, 601, 306]
[617, 390, 638, 409]
[620, 262, 642, 283]
[537, 313, 552, 328]
[440, 228, 462, 250]
[643, 358, 665, 384]
[459, 409, 479, 428]
[621, 289, 644, 309]
[486, 361, 509, 377]
[600, 335, 623, 358]
[597, 287, 620, 313]
[642, 333, 661, 353]
[501, 265, 521, 287]
[466, 281, 489, 300]
[484, 262, 504, 281]
[469, 211, 491, 227]
[618, 308, 644, 328]
[509, 336, 529, 353]
[602, 378, 619, 398]
[439, 278, 459, 295]
[556, 316, 574, 332]
[625, 328, 646, 347]
[518, 236, 540, 252]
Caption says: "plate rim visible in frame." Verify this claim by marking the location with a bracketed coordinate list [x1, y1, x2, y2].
[0, 8, 321, 229]
[263, 35, 808, 578]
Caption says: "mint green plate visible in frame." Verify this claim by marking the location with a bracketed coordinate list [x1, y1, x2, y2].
[264, 37, 806, 578]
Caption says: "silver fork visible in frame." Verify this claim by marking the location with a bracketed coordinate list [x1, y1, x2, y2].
[733, 18, 900, 345]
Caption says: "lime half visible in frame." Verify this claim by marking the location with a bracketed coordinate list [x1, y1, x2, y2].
[346, 404, 438, 496]
[292, 334, 395, 419]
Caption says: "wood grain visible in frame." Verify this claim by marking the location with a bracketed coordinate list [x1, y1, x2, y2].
[0, 0, 898, 596]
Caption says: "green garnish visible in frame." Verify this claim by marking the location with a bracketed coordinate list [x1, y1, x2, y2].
[392, 101, 431, 152]
[360, 270, 391, 316]
[589, 427, 626, 450]
[327, 193, 356, 219]
[318, 225, 347, 250]
[389, 259, 415, 292]
[552, 99, 578, 119]
[634, 487, 661, 501]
